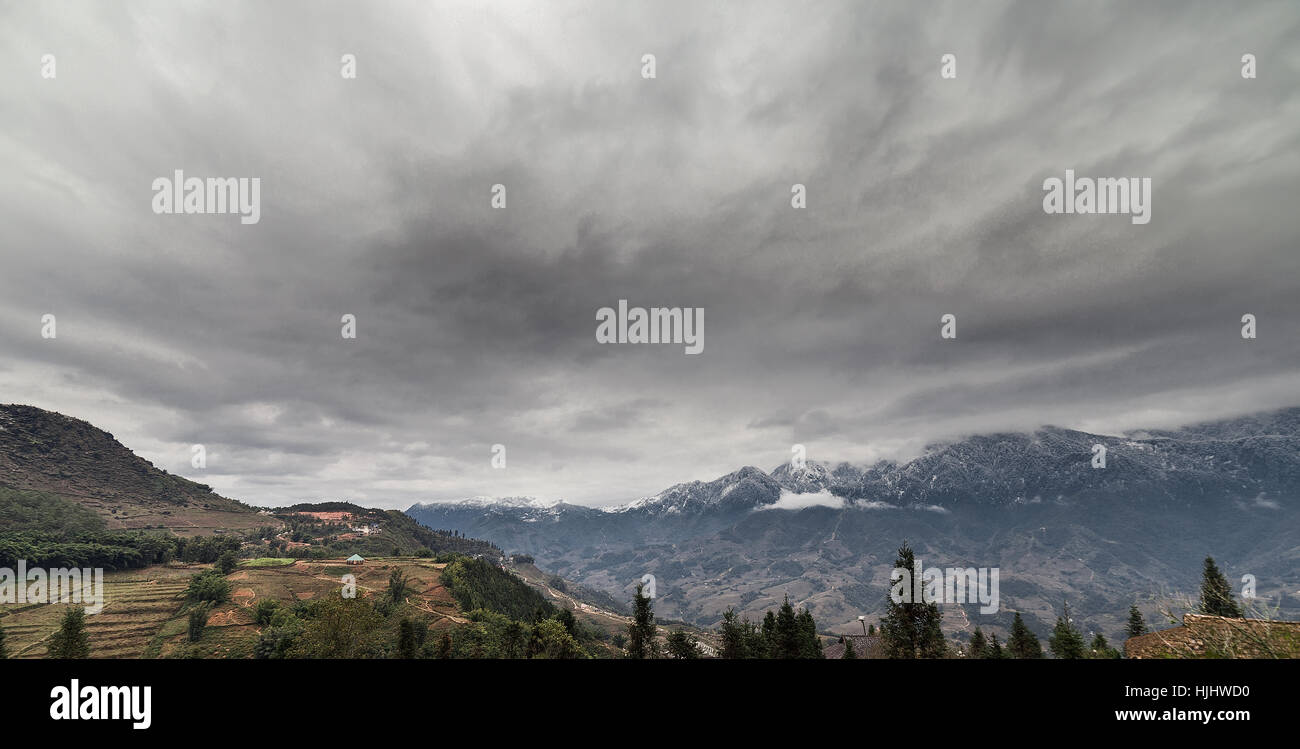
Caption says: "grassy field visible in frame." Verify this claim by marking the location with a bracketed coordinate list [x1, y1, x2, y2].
[0, 557, 464, 659]
[237, 557, 297, 568]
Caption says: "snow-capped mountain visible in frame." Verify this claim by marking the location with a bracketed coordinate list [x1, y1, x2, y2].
[768, 460, 844, 493]
[407, 407, 1300, 636]
[413, 408, 1300, 524]
[614, 466, 784, 515]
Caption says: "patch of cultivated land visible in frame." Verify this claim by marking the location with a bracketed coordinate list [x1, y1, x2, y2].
[1, 565, 196, 658]
[0, 558, 466, 659]
[237, 557, 297, 568]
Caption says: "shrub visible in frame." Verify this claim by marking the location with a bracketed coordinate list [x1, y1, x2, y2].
[185, 570, 232, 605]
[215, 551, 239, 575]
[254, 598, 280, 626]
[188, 604, 211, 642]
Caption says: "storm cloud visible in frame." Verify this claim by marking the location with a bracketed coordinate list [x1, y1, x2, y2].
[2, 0, 1297, 507]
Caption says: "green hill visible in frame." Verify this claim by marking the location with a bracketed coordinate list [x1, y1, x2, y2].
[267, 501, 503, 559]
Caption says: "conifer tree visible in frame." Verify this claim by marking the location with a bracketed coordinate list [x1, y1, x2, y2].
[1126, 605, 1148, 638]
[880, 541, 945, 658]
[796, 606, 822, 658]
[743, 617, 766, 658]
[385, 568, 411, 609]
[48, 607, 90, 659]
[1199, 556, 1242, 617]
[1007, 612, 1042, 659]
[626, 582, 657, 659]
[719, 608, 748, 659]
[556, 607, 579, 637]
[842, 636, 857, 659]
[773, 596, 802, 658]
[665, 629, 701, 659]
[969, 627, 987, 659]
[1089, 632, 1119, 659]
[761, 610, 777, 656]
[987, 633, 1004, 659]
[1049, 616, 1085, 659]
[398, 617, 417, 658]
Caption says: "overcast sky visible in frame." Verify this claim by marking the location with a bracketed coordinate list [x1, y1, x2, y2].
[2, 1, 1297, 509]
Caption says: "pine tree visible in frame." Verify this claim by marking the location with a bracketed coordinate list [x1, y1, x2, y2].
[842, 636, 857, 659]
[880, 541, 945, 658]
[398, 617, 417, 658]
[796, 606, 822, 658]
[1126, 605, 1148, 639]
[867, 623, 875, 636]
[1089, 632, 1119, 659]
[1199, 556, 1242, 617]
[48, 607, 90, 659]
[556, 607, 579, 637]
[626, 582, 657, 659]
[665, 629, 701, 659]
[969, 627, 987, 659]
[773, 596, 802, 659]
[1049, 616, 1085, 659]
[761, 610, 777, 656]
[743, 617, 767, 658]
[1007, 612, 1042, 659]
[987, 633, 1004, 659]
[719, 608, 749, 659]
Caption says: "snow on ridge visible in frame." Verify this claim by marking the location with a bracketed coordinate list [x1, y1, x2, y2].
[423, 495, 562, 510]
[601, 494, 659, 513]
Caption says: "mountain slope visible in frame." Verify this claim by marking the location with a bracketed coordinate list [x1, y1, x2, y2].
[0, 404, 261, 536]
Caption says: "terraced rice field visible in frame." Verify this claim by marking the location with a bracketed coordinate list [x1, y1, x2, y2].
[1, 565, 195, 658]
[1, 558, 464, 658]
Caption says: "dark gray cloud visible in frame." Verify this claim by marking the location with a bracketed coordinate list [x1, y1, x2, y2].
[1, 0, 1297, 508]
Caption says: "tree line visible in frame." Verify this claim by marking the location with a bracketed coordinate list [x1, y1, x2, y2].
[876, 543, 1248, 659]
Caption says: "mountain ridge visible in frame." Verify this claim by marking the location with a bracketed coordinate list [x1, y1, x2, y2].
[407, 405, 1300, 641]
